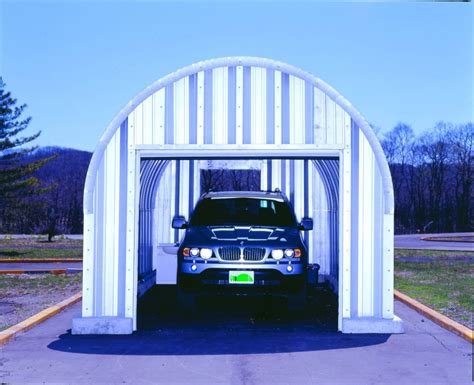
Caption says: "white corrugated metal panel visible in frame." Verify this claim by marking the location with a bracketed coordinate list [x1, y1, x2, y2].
[77, 57, 399, 336]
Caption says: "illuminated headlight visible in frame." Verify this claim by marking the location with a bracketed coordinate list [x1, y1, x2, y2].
[284, 249, 294, 258]
[190, 248, 200, 257]
[271, 249, 284, 260]
[200, 248, 213, 259]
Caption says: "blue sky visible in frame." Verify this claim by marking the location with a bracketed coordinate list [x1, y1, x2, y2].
[1, 1, 472, 151]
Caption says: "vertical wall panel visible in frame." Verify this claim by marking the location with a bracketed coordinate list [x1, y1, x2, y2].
[212, 68, 228, 144]
[235, 66, 244, 145]
[197, 71, 205, 144]
[251, 67, 266, 144]
[134, 104, 144, 145]
[314, 88, 327, 145]
[153, 89, 166, 145]
[174, 77, 189, 144]
[335, 105, 345, 146]
[358, 131, 375, 317]
[142, 96, 153, 145]
[326, 97, 336, 145]
[289, 75, 305, 144]
[274, 71, 282, 145]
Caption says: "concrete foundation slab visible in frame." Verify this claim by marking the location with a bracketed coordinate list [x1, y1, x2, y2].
[342, 315, 404, 334]
[72, 316, 133, 335]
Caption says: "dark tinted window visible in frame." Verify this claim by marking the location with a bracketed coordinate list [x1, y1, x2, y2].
[191, 198, 296, 227]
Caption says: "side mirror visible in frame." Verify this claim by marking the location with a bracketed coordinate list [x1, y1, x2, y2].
[299, 217, 313, 231]
[172, 215, 188, 229]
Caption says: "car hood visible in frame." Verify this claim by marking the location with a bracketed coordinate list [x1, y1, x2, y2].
[183, 225, 301, 246]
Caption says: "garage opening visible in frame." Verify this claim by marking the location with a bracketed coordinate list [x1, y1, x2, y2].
[136, 151, 340, 322]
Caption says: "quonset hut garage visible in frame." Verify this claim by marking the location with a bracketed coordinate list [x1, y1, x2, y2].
[72, 57, 404, 335]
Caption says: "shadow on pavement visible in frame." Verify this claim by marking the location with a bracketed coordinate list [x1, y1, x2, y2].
[48, 285, 390, 355]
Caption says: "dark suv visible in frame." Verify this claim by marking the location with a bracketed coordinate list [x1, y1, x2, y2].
[172, 190, 313, 310]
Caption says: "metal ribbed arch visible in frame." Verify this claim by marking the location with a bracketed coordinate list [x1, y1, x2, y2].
[84, 56, 393, 216]
[140, 160, 169, 209]
[138, 160, 169, 276]
[312, 159, 339, 280]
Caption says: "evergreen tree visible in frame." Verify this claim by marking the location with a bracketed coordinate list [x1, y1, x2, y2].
[0, 77, 53, 229]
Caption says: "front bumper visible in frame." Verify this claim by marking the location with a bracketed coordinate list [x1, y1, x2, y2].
[178, 261, 306, 294]
[180, 260, 304, 275]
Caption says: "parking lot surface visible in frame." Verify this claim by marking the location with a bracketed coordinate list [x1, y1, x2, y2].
[0, 286, 471, 384]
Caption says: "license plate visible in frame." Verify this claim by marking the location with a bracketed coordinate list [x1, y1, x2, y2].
[229, 271, 254, 285]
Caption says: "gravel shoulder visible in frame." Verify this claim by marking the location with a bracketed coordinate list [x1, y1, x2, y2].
[0, 273, 82, 331]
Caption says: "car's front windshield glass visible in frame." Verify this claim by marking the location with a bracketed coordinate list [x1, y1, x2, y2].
[190, 197, 296, 227]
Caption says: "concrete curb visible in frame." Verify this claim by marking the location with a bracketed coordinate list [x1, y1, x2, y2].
[420, 236, 474, 243]
[0, 292, 82, 347]
[395, 290, 473, 344]
[0, 258, 83, 263]
[0, 269, 74, 275]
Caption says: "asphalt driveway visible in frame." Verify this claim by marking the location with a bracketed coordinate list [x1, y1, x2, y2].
[0, 286, 471, 384]
[0, 262, 82, 272]
[395, 232, 474, 251]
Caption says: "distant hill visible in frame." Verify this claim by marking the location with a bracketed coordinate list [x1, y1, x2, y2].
[32, 146, 92, 186]
[0, 147, 92, 235]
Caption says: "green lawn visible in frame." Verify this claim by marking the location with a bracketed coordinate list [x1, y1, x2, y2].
[394, 250, 473, 329]
[0, 247, 82, 259]
[0, 237, 82, 259]
[0, 237, 82, 248]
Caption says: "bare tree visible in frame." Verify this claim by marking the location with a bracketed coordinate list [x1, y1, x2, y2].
[450, 123, 474, 231]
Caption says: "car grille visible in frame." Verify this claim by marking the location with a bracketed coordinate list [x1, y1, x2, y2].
[218, 247, 241, 261]
[218, 247, 266, 262]
[243, 247, 266, 261]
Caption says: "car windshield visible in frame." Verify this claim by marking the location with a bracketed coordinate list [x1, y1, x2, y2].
[190, 197, 296, 227]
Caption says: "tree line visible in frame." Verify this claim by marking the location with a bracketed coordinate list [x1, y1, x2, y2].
[381, 122, 473, 233]
[1, 77, 472, 235]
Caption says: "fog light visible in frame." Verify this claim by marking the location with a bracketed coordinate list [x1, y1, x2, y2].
[191, 264, 197, 271]
[287, 265, 293, 272]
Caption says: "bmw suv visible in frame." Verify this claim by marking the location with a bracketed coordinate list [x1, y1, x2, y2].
[172, 190, 313, 310]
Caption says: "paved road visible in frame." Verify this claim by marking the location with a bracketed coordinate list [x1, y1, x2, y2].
[395, 232, 474, 251]
[0, 287, 471, 384]
[0, 262, 82, 272]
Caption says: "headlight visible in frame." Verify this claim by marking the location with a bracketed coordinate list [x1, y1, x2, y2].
[190, 248, 200, 257]
[284, 249, 294, 258]
[271, 249, 284, 260]
[200, 248, 213, 259]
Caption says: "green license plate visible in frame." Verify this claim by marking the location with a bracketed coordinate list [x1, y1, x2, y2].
[229, 271, 255, 285]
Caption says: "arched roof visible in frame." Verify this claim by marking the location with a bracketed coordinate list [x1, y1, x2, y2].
[84, 56, 393, 214]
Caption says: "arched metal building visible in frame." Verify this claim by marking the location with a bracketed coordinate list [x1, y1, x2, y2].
[72, 57, 403, 335]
